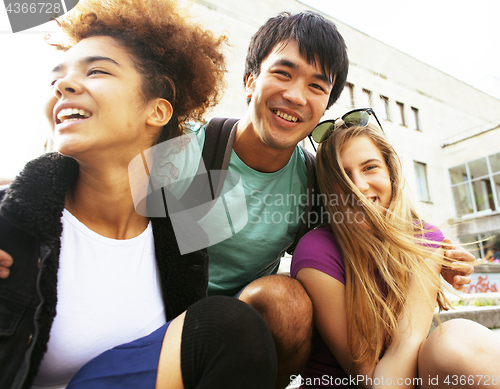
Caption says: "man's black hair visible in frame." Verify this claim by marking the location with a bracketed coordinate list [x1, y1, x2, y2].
[243, 11, 349, 110]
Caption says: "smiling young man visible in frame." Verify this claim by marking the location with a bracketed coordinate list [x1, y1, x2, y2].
[198, 12, 347, 389]
[211, 11, 348, 288]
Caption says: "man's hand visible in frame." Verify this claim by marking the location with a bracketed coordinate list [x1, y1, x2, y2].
[0, 249, 13, 278]
[441, 238, 475, 291]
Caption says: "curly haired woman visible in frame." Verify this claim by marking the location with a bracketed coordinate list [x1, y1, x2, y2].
[0, 1, 276, 388]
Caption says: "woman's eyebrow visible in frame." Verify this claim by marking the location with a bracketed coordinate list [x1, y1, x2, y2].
[51, 56, 121, 73]
[82, 56, 121, 67]
[361, 158, 382, 166]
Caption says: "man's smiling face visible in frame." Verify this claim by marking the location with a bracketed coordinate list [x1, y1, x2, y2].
[245, 39, 333, 152]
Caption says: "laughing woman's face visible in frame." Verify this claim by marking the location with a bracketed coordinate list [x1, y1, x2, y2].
[45, 35, 156, 163]
[339, 135, 392, 214]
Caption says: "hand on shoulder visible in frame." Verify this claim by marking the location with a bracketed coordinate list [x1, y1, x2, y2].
[0, 249, 13, 278]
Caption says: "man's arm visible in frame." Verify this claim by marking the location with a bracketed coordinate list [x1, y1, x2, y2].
[0, 249, 13, 278]
[441, 238, 475, 291]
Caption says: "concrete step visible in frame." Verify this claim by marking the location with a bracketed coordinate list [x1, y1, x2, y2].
[431, 292, 500, 332]
[431, 305, 500, 331]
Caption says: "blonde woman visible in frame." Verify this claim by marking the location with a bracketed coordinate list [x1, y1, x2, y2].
[291, 109, 500, 388]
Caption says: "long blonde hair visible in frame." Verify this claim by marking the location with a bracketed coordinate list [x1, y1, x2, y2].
[316, 123, 450, 365]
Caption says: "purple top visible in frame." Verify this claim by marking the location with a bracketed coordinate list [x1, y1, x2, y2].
[290, 224, 444, 388]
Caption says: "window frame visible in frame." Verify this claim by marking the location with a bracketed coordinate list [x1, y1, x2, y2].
[414, 160, 431, 203]
[449, 153, 500, 218]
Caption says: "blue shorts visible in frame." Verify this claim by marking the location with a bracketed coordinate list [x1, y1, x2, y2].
[67, 321, 172, 389]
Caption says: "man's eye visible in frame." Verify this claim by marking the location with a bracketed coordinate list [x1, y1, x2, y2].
[50, 79, 57, 86]
[276, 70, 290, 77]
[311, 84, 325, 92]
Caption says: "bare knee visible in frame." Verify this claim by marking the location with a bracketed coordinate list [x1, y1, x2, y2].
[239, 274, 313, 333]
[239, 275, 313, 358]
[419, 318, 500, 379]
[239, 274, 311, 310]
[421, 319, 474, 364]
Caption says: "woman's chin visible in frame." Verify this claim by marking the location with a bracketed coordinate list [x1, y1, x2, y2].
[54, 144, 76, 157]
[54, 141, 87, 160]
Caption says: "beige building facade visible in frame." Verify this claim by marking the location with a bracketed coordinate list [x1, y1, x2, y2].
[188, 0, 500, 259]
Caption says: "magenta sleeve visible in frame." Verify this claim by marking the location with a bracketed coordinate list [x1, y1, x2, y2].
[290, 225, 346, 285]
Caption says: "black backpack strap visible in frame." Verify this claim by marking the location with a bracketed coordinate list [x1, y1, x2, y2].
[178, 118, 238, 221]
[203, 118, 239, 199]
[286, 146, 321, 255]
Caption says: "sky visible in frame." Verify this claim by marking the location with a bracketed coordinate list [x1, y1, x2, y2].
[1, 0, 500, 178]
[300, 0, 500, 94]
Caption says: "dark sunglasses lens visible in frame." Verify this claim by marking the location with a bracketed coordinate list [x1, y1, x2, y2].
[343, 110, 370, 127]
[312, 122, 334, 143]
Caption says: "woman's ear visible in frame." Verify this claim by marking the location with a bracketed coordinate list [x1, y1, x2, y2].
[146, 98, 173, 128]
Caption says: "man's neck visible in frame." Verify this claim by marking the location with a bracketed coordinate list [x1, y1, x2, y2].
[233, 116, 297, 173]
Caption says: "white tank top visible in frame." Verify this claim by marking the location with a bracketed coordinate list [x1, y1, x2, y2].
[31, 209, 166, 389]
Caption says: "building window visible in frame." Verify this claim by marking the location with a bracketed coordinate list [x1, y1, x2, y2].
[379, 95, 390, 121]
[414, 161, 430, 202]
[396, 101, 405, 126]
[362, 89, 372, 108]
[449, 152, 500, 217]
[347, 83, 355, 108]
[494, 173, 500, 210]
[339, 83, 355, 109]
[459, 235, 484, 262]
[489, 152, 500, 172]
[410, 107, 420, 131]
[459, 232, 500, 262]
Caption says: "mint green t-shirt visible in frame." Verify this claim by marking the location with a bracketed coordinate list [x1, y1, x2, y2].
[192, 127, 309, 296]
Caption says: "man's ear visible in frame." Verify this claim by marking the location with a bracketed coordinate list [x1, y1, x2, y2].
[245, 73, 256, 99]
[146, 98, 173, 128]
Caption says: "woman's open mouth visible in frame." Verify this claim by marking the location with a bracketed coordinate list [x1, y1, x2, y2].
[56, 108, 92, 124]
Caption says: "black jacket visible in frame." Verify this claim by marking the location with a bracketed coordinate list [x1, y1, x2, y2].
[0, 153, 209, 389]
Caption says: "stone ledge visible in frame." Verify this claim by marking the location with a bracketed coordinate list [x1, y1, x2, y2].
[473, 263, 500, 273]
[431, 305, 500, 332]
[451, 291, 500, 305]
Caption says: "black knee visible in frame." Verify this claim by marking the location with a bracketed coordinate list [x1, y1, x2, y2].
[180, 296, 277, 389]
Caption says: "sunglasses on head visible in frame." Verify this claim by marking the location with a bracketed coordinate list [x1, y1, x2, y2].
[308, 108, 384, 152]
